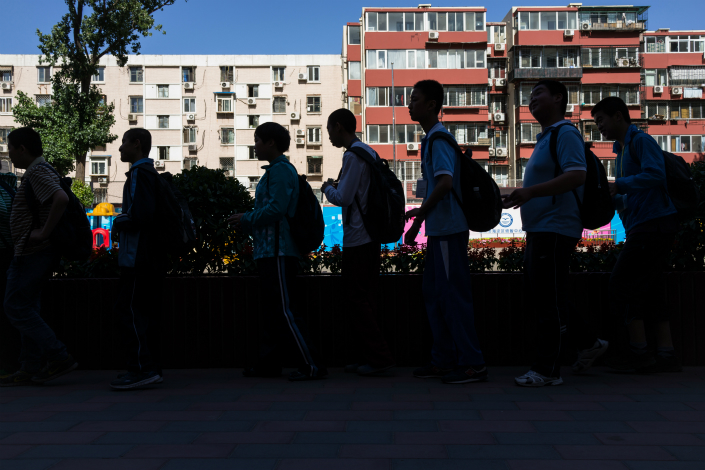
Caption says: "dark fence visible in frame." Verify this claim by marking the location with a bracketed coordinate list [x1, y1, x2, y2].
[2, 272, 703, 370]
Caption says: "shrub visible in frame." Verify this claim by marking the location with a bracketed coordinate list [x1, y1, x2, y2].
[71, 179, 94, 208]
[497, 240, 524, 272]
[670, 161, 705, 271]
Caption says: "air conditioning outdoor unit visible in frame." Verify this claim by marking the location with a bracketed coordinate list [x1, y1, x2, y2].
[496, 148, 506, 157]
[97, 177, 107, 183]
[221, 82, 231, 88]
[488, 79, 494, 87]
[494, 113, 505, 122]
[489, 148, 496, 156]
[495, 43, 505, 51]
[187, 113, 196, 120]
[128, 114, 137, 121]
[0, 145, 8, 152]
[296, 129, 305, 136]
[298, 73, 307, 81]
[1, 82, 12, 90]
[429, 32, 439, 40]
[296, 138, 304, 144]
[274, 81, 284, 88]
[154, 161, 165, 168]
[654, 85, 663, 94]
[581, 22, 591, 30]
[188, 144, 197, 151]
[407, 143, 419, 151]
[564, 29, 575, 37]
[496, 78, 507, 86]
[672, 87, 683, 95]
[616, 58, 630, 67]
[183, 82, 194, 89]
[246, 97, 256, 105]
[566, 104, 575, 113]
[290, 112, 300, 120]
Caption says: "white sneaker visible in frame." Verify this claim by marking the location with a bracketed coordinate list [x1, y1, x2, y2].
[571, 338, 609, 373]
[515, 370, 563, 387]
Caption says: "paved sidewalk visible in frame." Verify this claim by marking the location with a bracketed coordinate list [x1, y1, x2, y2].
[1, 367, 704, 470]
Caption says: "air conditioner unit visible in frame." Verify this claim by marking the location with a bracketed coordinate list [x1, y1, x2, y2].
[274, 81, 284, 88]
[296, 138, 304, 144]
[221, 82, 231, 88]
[564, 29, 575, 37]
[186, 113, 196, 120]
[496, 78, 506, 87]
[488, 148, 495, 156]
[1, 82, 12, 90]
[581, 22, 591, 30]
[97, 177, 107, 183]
[0, 145, 8, 152]
[653, 85, 663, 94]
[296, 129, 305, 136]
[429, 32, 439, 40]
[488, 79, 494, 87]
[494, 113, 505, 122]
[246, 97, 256, 105]
[495, 43, 505, 51]
[566, 104, 575, 113]
[496, 148, 506, 157]
[154, 161, 165, 168]
[672, 87, 683, 95]
[616, 58, 630, 67]
[188, 144, 197, 151]
[128, 114, 137, 121]
[183, 82, 194, 89]
[407, 143, 419, 151]
[298, 73, 307, 81]
[290, 112, 300, 120]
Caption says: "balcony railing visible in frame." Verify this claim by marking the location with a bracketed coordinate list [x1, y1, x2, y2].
[581, 47, 640, 69]
[509, 68, 582, 81]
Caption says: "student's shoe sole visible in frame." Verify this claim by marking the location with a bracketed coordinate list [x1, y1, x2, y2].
[31, 362, 78, 384]
[110, 374, 162, 390]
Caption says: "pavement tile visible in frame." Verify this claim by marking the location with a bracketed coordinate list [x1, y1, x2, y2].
[439, 420, 536, 433]
[628, 395, 705, 403]
[0, 460, 60, 470]
[95, 432, 201, 445]
[16, 445, 133, 459]
[269, 402, 349, 411]
[663, 446, 705, 461]
[305, 410, 392, 421]
[294, 431, 392, 444]
[532, 421, 636, 433]
[160, 459, 277, 470]
[230, 443, 340, 458]
[447, 444, 561, 459]
[516, 402, 605, 411]
[351, 402, 433, 410]
[622, 463, 705, 470]
[46, 411, 140, 422]
[1, 432, 104, 444]
[394, 410, 481, 420]
[568, 411, 666, 421]
[554, 445, 677, 460]
[193, 432, 294, 444]
[68, 421, 167, 432]
[659, 411, 705, 422]
[347, 421, 438, 432]
[85, 395, 165, 403]
[186, 402, 271, 411]
[107, 403, 192, 411]
[550, 394, 634, 402]
[433, 401, 519, 410]
[595, 433, 705, 446]
[47, 459, 168, 470]
[159, 421, 254, 432]
[277, 459, 390, 470]
[493, 432, 601, 445]
[237, 394, 315, 402]
[0, 422, 79, 432]
[393, 459, 509, 470]
[315, 394, 392, 402]
[507, 460, 628, 469]
[220, 411, 306, 421]
[0, 445, 33, 459]
[627, 422, 705, 433]
[339, 444, 446, 459]
[480, 411, 573, 421]
[0, 405, 36, 413]
[470, 395, 552, 402]
[131, 410, 223, 421]
[0, 412, 55, 422]
[600, 402, 694, 411]
[392, 394, 470, 402]
[394, 432, 495, 445]
[124, 444, 236, 458]
[254, 421, 346, 432]
[26, 403, 112, 412]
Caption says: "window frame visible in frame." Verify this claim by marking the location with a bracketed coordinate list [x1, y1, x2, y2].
[220, 66, 234, 83]
[220, 127, 235, 145]
[306, 156, 323, 175]
[273, 96, 287, 114]
[0, 98, 12, 114]
[129, 66, 143, 83]
[348, 25, 361, 44]
[307, 66, 320, 82]
[158, 115, 169, 129]
[183, 127, 197, 144]
[247, 85, 259, 98]
[307, 127, 322, 144]
[90, 158, 108, 176]
[129, 96, 144, 113]
[182, 66, 196, 83]
[157, 146, 170, 160]
[306, 95, 322, 113]
[36, 94, 52, 108]
[157, 85, 169, 98]
[37, 66, 51, 83]
[348, 61, 361, 80]
[183, 98, 196, 113]
[248, 115, 260, 128]
[217, 97, 233, 113]
[91, 67, 105, 83]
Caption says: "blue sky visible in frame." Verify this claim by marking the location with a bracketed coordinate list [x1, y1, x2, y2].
[2, 1, 703, 56]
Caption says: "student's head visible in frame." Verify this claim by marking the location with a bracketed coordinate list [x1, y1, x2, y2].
[591, 96, 632, 141]
[409, 80, 443, 122]
[254, 122, 290, 161]
[529, 80, 568, 123]
[120, 128, 152, 164]
[7, 127, 43, 169]
[327, 108, 357, 148]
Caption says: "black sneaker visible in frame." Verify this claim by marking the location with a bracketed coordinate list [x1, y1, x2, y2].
[117, 371, 163, 384]
[110, 370, 162, 390]
[31, 355, 78, 384]
[604, 350, 656, 372]
[0, 370, 37, 387]
[413, 364, 454, 379]
[242, 367, 282, 378]
[442, 366, 488, 384]
[638, 354, 683, 373]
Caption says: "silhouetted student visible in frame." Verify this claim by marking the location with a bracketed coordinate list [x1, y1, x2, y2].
[503, 80, 607, 387]
[404, 80, 488, 384]
[229, 122, 326, 382]
[0, 127, 77, 387]
[592, 96, 681, 373]
[323, 108, 395, 376]
[0, 171, 21, 377]
[110, 128, 165, 390]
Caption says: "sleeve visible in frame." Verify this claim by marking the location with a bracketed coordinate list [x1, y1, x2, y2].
[323, 151, 365, 207]
[557, 128, 587, 172]
[240, 164, 295, 231]
[122, 169, 158, 230]
[29, 167, 63, 204]
[615, 135, 667, 193]
[430, 138, 455, 178]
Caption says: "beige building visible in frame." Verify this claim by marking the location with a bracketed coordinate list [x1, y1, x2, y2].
[0, 54, 344, 204]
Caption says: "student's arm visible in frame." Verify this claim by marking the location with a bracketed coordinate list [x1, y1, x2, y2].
[323, 152, 363, 207]
[29, 189, 68, 242]
[239, 165, 294, 231]
[614, 136, 667, 194]
[114, 169, 157, 231]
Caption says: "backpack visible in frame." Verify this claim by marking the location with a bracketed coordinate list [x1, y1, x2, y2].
[549, 123, 614, 230]
[426, 132, 503, 232]
[346, 146, 405, 244]
[25, 163, 92, 261]
[150, 170, 197, 255]
[268, 160, 324, 255]
[629, 135, 700, 221]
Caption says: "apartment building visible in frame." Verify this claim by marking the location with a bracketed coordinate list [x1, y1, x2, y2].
[0, 54, 343, 205]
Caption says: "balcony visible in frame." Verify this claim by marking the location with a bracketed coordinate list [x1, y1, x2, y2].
[509, 68, 582, 82]
[509, 46, 582, 82]
[581, 47, 641, 69]
[578, 7, 648, 32]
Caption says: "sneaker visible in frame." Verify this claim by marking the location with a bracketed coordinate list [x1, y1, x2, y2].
[442, 366, 488, 384]
[515, 370, 563, 387]
[357, 363, 395, 376]
[604, 350, 656, 372]
[638, 354, 682, 373]
[344, 363, 361, 373]
[0, 370, 37, 387]
[572, 339, 609, 373]
[31, 355, 78, 384]
[117, 371, 163, 384]
[110, 370, 162, 390]
[413, 364, 454, 379]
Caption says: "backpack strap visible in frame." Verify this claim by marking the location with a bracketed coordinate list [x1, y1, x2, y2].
[426, 131, 466, 208]
[0, 180, 16, 199]
[344, 146, 381, 222]
[548, 123, 583, 209]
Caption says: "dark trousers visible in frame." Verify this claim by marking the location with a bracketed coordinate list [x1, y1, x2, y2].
[0, 248, 21, 372]
[609, 231, 675, 324]
[115, 268, 164, 374]
[342, 242, 394, 368]
[256, 256, 321, 376]
[524, 232, 597, 378]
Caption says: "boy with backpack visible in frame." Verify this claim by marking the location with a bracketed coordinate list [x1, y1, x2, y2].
[109, 128, 166, 390]
[592, 96, 682, 373]
[322, 108, 396, 376]
[503, 80, 608, 387]
[0, 127, 77, 387]
[0, 172, 21, 377]
[229, 122, 326, 382]
[404, 80, 488, 384]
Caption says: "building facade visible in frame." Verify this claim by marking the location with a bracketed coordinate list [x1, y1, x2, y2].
[0, 54, 344, 204]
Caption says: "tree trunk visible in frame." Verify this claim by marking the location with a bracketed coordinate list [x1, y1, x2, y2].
[75, 152, 87, 181]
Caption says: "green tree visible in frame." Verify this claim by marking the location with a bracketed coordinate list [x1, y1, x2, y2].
[36, 0, 181, 180]
[71, 179, 95, 208]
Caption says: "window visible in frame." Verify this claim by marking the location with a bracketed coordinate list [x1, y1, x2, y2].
[129, 67, 143, 83]
[273, 96, 287, 113]
[248, 176, 260, 190]
[447, 123, 488, 144]
[272, 67, 285, 81]
[519, 11, 576, 30]
[307, 127, 322, 144]
[406, 50, 426, 69]
[158, 85, 169, 98]
[37, 67, 50, 83]
[669, 102, 704, 120]
[366, 87, 389, 107]
[90, 159, 107, 175]
[220, 66, 234, 83]
[645, 36, 666, 53]
[0, 98, 11, 113]
[221, 128, 234, 144]
[672, 136, 704, 153]
[668, 67, 705, 86]
[643, 101, 668, 119]
[0, 68, 12, 82]
[0, 128, 9, 144]
[183, 157, 197, 170]
[158, 147, 169, 160]
[307, 66, 320, 82]
[490, 96, 507, 114]
[366, 125, 391, 144]
[348, 25, 360, 45]
[130, 97, 143, 113]
[488, 60, 506, 79]
[307, 156, 322, 175]
[443, 86, 486, 107]
[220, 157, 234, 173]
[584, 122, 606, 141]
[183, 98, 196, 113]
[645, 69, 668, 87]
[490, 165, 509, 187]
[654, 136, 669, 151]
[217, 97, 233, 112]
[247, 85, 259, 98]
[519, 123, 542, 142]
[91, 67, 105, 82]
[519, 48, 542, 68]
[366, 12, 379, 31]
[248, 115, 259, 128]
[307, 96, 321, 113]
[494, 130, 508, 148]
[36, 95, 51, 107]
[405, 124, 425, 143]
[348, 97, 362, 115]
[670, 35, 705, 53]
[93, 188, 108, 204]
[182, 67, 195, 82]
[248, 147, 256, 159]
[183, 127, 197, 143]
[348, 61, 361, 80]
[158, 116, 169, 129]
[581, 85, 639, 106]
[488, 25, 506, 43]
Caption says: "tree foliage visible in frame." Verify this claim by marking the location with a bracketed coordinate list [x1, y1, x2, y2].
[71, 179, 95, 208]
[670, 161, 705, 270]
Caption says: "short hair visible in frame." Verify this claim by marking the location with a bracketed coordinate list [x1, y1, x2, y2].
[328, 108, 357, 133]
[413, 79, 444, 114]
[8, 127, 43, 157]
[591, 96, 632, 124]
[255, 122, 290, 153]
[533, 80, 568, 115]
[123, 128, 152, 156]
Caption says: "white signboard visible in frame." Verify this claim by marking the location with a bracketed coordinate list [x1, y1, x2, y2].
[469, 208, 525, 239]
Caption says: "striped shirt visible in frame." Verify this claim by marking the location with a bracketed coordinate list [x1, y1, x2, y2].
[10, 158, 63, 256]
[0, 173, 16, 250]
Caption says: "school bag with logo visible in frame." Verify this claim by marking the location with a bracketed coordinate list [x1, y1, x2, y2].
[25, 163, 92, 261]
[151, 170, 197, 255]
[426, 132, 503, 232]
[346, 146, 405, 244]
[629, 134, 700, 221]
[549, 123, 614, 230]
